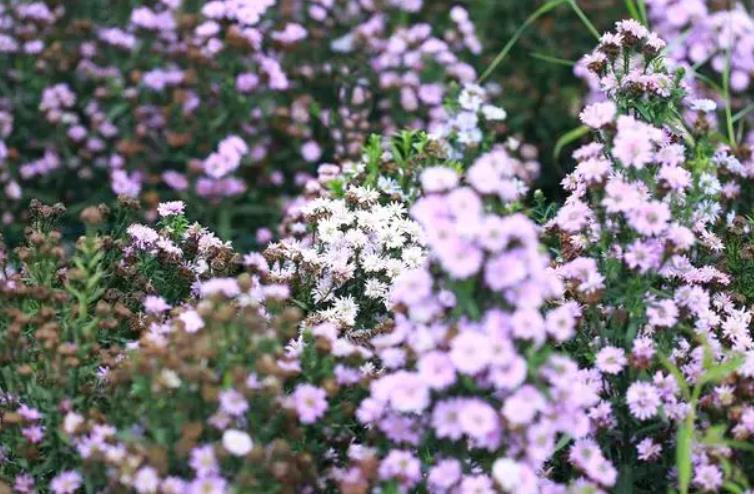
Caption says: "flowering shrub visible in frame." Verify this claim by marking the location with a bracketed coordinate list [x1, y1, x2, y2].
[554, 21, 754, 493]
[0, 0, 495, 246]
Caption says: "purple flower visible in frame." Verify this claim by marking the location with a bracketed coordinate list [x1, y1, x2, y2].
[595, 346, 627, 375]
[378, 450, 421, 489]
[157, 201, 185, 217]
[218, 389, 249, 417]
[291, 384, 328, 424]
[626, 382, 661, 421]
[50, 471, 82, 494]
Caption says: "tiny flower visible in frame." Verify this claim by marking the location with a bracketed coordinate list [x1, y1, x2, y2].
[222, 429, 253, 456]
[595, 346, 627, 375]
[50, 471, 82, 494]
[156, 201, 185, 217]
[579, 101, 616, 128]
[291, 384, 328, 424]
[626, 382, 661, 420]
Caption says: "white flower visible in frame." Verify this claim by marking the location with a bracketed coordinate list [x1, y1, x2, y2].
[332, 295, 359, 327]
[63, 412, 84, 435]
[318, 217, 343, 243]
[492, 458, 522, 491]
[458, 83, 485, 111]
[377, 176, 402, 195]
[159, 369, 182, 389]
[350, 185, 380, 204]
[690, 98, 717, 112]
[482, 104, 507, 121]
[364, 279, 388, 299]
[402, 246, 426, 268]
[222, 429, 253, 456]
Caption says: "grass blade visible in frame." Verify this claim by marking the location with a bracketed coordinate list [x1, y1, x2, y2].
[568, 0, 601, 40]
[554, 125, 590, 160]
[530, 52, 576, 66]
[479, 0, 570, 82]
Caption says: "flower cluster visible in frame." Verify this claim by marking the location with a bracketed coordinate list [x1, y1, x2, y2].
[0, 0, 488, 246]
[7, 8, 754, 494]
[646, 0, 754, 94]
[556, 21, 754, 492]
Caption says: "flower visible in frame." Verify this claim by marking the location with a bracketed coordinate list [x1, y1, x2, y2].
[50, 471, 82, 494]
[222, 429, 253, 456]
[179, 310, 204, 333]
[595, 346, 627, 375]
[218, 389, 249, 417]
[694, 464, 723, 492]
[143, 295, 171, 314]
[291, 384, 328, 424]
[579, 101, 616, 128]
[378, 450, 422, 488]
[133, 467, 160, 494]
[636, 438, 661, 461]
[626, 382, 661, 420]
[157, 201, 185, 217]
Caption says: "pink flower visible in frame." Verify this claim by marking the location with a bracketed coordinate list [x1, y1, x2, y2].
[222, 429, 253, 456]
[188, 476, 227, 494]
[595, 346, 627, 374]
[178, 310, 204, 333]
[391, 268, 434, 306]
[378, 450, 421, 489]
[613, 119, 656, 169]
[694, 464, 723, 492]
[602, 179, 641, 213]
[579, 101, 616, 128]
[647, 299, 679, 328]
[417, 351, 456, 390]
[50, 471, 82, 494]
[143, 295, 171, 314]
[127, 224, 159, 248]
[636, 438, 662, 461]
[459, 399, 499, 441]
[626, 382, 661, 420]
[554, 200, 592, 233]
[420, 167, 459, 193]
[627, 201, 670, 236]
[22, 425, 44, 443]
[300, 141, 322, 162]
[291, 384, 328, 424]
[510, 309, 546, 344]
[545, 303, 578, 342]
[18, 404, 42, 421]
[189, 445, 218, 476]
[157, 201, 185, 217]
[374, 371, 430, 413]
[14, 474, 34, 494]
[485, 253, 528, 291]
[432, 399, 464, 440]
[450, 331, 493, 375]
[133, 466, 160, 494]
[218, 389, 249, 417]
[428, 458, 462, 490]
[502, 385, 544, 425]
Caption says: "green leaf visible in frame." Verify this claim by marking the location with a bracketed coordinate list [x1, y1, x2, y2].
[529, 52, 576, 67]
[699, 354, 744, 385]
[568, 0, 601, 40]
[676, 421, 693, 494]
[624, 0, 641, 20]
[553, 125, 590, 160]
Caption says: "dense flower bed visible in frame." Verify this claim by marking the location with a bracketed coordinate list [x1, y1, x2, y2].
[3, 1, 754, 493]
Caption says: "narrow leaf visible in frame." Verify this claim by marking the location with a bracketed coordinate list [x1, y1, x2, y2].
[553, 125, 590, 159]
[479, 0, 570, 82]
